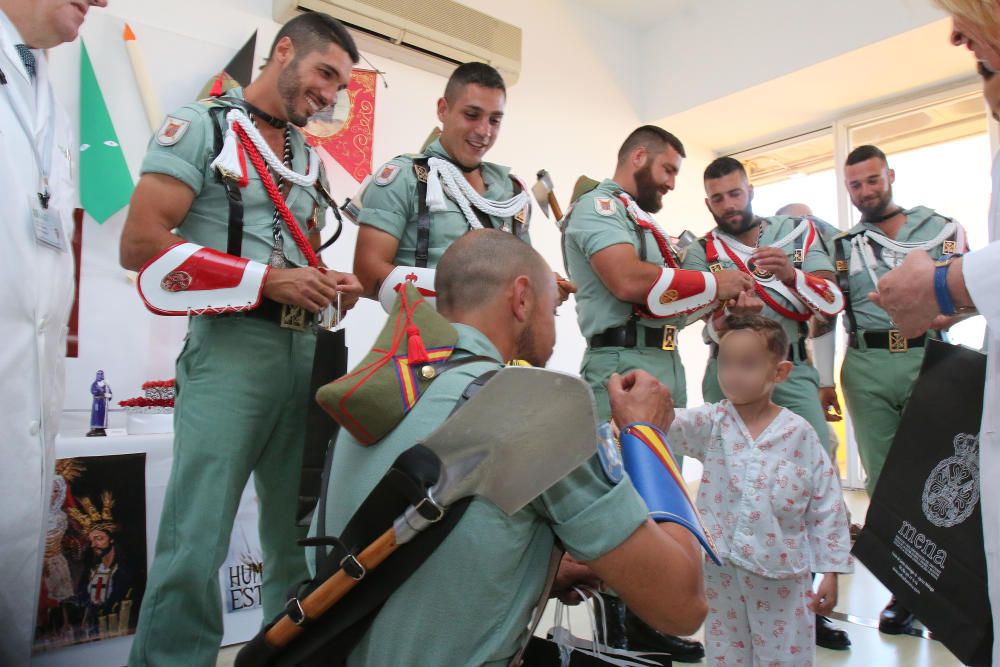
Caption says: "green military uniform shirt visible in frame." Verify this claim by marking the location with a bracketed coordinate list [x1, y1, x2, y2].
[140, 88, 327, 266]
[564, 179, 692, 339]
[684, 215, 835, 345]
[310, 324, 649, 667]
[835, 206, 962, 494]
[356, 139, 530, 268]
[836, 206, 958, 332]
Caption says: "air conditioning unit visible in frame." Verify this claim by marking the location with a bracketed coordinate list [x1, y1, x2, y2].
[273, 0, 522, 85]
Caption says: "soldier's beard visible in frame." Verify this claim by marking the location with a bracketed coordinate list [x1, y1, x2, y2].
[277, 59, 310, 128]
[633, 163, 665, 213]
[515, 320, 549, 368]
[855, 187, 894, 221]
[714, 205, 756, 236]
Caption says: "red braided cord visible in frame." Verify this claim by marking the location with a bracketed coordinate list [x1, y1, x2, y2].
[614, 194, 678, 268]
[233, 123, 319, 268]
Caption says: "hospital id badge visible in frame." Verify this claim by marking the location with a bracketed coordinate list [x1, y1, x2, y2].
[30, 200, 67, 252]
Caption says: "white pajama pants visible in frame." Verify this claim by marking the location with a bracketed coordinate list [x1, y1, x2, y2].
[704, 561, 815, 667]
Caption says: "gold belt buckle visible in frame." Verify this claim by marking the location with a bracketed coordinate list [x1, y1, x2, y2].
[280, 304, 308, 332]
[888, 329, 908, 353]
[661, 325, 677, 352]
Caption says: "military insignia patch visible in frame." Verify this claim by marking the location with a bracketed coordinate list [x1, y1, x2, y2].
[155, 116, 191, 146]
[374, 164, 401, 186]
[595, 197, 617, 217]
[659, 289, 680, 305]
[596, 422, 624, 484]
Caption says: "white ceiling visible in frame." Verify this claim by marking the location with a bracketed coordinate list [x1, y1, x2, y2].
[570, 0, 691, 28]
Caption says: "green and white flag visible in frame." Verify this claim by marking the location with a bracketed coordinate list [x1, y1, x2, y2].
[80, 39, 133, 223]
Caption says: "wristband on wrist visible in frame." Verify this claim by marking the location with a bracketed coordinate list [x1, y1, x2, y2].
[934, 255, 957, 316]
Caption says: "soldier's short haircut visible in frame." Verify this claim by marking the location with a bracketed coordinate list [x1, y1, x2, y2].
[436, 230, 550, 316]
[617, 125, 686, 165]
[722, 315, 789, 361]
[444, 62, 507, 104]
[703, 156, 747, 182]
[269, 12, 360, 64]
[845, 144, 888, 167]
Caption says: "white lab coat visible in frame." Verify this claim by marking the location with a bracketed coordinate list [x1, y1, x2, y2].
[0, 10, 76, 667]
[968, 153, 1000, 666]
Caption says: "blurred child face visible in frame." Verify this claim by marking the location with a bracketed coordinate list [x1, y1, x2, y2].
[716, 329, 792, 405]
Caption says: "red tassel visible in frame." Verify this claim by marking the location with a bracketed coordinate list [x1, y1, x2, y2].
[407, 325, 429, 364]
[210, 73, 224, 97]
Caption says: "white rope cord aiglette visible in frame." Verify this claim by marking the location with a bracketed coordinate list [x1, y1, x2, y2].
[210, 108, 319, 188]
[425, 156, 530, 230]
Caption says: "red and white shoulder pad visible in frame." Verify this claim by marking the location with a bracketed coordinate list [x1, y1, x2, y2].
[644, 267, 718, 318]
[137, 242, 269, 316]
[791, 270, 844, 318]
[378, 265, 437, 314]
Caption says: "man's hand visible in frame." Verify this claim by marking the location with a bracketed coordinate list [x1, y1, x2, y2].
[325, 270, 364, 312]
[555, 273, 577, 305]
[807, 573, 838, 616]
[550, 554, 602, 605]
[714, 269, 755, 302]
[263, 267, 341, 312]
[725, 291, 764, 317]
[608, 370, 674, 433]
[819, 387, 842, 422]
[869, 250, 938, 338]
[751, 246, 796, 284]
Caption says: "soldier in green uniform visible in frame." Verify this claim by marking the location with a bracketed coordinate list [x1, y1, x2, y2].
[688, 158, 845, 448]
[118, 14, 363, 667]
[563, 126, 752, 421]
[835, 144, 968, 635]
[347, 62, 572, 311]
[562, 127, 752, 662]
[311, 230, 709, 666]
[687, 161, 852, 652]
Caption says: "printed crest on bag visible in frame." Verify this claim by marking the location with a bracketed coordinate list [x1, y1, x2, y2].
[922, 432, 980, 528]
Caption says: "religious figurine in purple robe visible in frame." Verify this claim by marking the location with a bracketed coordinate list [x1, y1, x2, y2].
[87, 370, 112, 437]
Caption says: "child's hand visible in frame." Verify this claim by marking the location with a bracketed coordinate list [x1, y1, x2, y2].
[806, 573, 838, 615]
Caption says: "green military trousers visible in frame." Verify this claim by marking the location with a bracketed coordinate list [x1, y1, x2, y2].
[841, 343, 925, 496]
[581, 346, 687, 422]
[129, 315, 315, 667]
[702, 356, 831, 455]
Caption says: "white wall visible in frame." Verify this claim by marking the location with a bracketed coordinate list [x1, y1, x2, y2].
[48, 0, 720, 413]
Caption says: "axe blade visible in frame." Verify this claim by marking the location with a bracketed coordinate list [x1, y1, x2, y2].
[532, 179, 552, 218]
[420, 367, 598, 515]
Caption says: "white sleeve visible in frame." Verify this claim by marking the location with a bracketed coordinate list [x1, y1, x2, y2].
[963, 241, 1000, 328]
[667, 404, 717, 460]
[811, 330, 836, 387]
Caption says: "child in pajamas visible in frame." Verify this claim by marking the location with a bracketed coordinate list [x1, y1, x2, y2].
[667, 315, 851, 666]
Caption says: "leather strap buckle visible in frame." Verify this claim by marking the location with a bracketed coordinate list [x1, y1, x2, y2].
[339, 553, 366, 581]
[414, 493, 446, 523]
[888, 329, 908, 353]
[661, 325, 677, 352]
[285, 597, 308, 626]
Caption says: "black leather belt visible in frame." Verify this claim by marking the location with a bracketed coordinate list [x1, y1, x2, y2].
[221, 297, 315, 332]
[848, 330, 928, 353]
[711, 339, 808, 361]
[589, 323, 678, 351]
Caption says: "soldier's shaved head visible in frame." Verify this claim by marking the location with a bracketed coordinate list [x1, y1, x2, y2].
[436, 230, 551, 317]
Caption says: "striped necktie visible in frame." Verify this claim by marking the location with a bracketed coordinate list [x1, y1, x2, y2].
[15, 43, 36, 79]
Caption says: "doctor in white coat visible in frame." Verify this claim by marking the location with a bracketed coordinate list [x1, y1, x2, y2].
[0, 1, 106, 665]
[874, 2, 1000, 663]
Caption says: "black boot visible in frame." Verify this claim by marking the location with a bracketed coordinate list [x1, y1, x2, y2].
[878, 596, 916, 635]
[816, 615, 851, 650]
[595, 594, 629, 650]
[625, 608, 705, 663]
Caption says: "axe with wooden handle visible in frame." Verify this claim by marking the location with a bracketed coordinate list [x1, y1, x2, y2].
[235, 366, 599, 663]
[532, 169, 564, 220]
